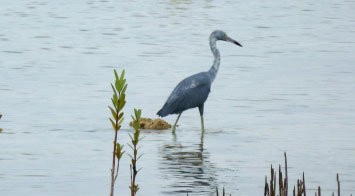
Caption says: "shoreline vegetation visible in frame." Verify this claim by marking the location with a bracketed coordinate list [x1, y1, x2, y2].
[187, 153, 352, 196]
[108, 69, 127, 196]
[264, 153, 351, 196]
[108, 69, 143, 196]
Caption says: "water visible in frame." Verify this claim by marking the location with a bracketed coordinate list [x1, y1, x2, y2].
[1, 0, 355, 195]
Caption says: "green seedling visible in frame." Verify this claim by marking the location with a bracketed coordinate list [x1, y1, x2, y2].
[129, 109, 143, 196]
[109, 69, 127, 196]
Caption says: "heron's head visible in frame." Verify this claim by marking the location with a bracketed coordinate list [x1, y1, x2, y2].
[211, 30, 242, 47]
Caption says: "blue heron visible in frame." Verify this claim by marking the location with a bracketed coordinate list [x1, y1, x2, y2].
[157, 30, 242, 133]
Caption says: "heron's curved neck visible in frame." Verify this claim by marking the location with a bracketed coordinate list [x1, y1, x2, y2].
[208, 37, 220, 82]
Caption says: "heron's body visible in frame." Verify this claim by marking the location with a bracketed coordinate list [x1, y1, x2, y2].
[157, 71, 211, 117]
[157, 30, 242, 132]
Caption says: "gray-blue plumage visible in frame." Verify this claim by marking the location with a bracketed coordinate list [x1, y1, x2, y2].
[157, 71, 211, 117]
[157, 30, 242, 132]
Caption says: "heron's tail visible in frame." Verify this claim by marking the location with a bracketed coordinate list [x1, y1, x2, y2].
[157, 102, 172, 117]
[157, 107, 168, 117]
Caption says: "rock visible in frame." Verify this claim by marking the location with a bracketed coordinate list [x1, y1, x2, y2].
[129, 118, 172, 130]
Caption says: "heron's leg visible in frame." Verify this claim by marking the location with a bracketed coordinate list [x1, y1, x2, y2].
[171, 113, 181, 133]
[200, 115, 205, 133]
[198, 105, 205, 133]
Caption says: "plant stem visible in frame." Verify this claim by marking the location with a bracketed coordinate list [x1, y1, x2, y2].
[130, 140, 137, 196]
[114, 160, 120, 182]
[130, 109, 141, 196]
[110, 121, 118, 196]
[110, 91, 120, 196]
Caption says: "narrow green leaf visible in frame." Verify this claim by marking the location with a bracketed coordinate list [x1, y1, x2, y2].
[137, 109, 141, 120]
[133, 121, 139, 129]
[116, 143, 121, 150]
[115, 143, 125, 159]
[117, 151, 125, 160]
[137, 154, 143, 161]
[128, 154, 133, 159]
[119, 79, 126, 91]
[138, 135, 146, 142]
[113, 94, 118, 106]
[111, 84, 117, 96]
[117, 112, 124, 120]
[119, 92, 125, 102]
[118, 79, 124, 92]
[111, 98, 117, 108]
[128, 134, 133, 141]
[119, 69, 125, 82]
[118, 117, 124, 126]
[115, 145, 121, 154]
[109, 118, 116, 131]
[134, 108, 141, 120]
[134, 185, 139, 193]
[115, 79, 121, 92]
[114, 69, 119, 80]
[118, 100, 126, 111]
[108, 106, 117, 121]
[122, 84, 128, 94]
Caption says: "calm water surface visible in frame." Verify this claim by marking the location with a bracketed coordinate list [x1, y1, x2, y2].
[1, 0, 355, 195]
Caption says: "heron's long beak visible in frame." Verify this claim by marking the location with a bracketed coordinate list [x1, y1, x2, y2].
[226, 36, 243, 47]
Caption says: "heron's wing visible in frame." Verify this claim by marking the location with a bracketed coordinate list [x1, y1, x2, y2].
[162, 73, 211, 114]
[167, 79, 208, 102]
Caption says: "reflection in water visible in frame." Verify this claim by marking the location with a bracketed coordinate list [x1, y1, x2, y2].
[159, 131, 217, 195]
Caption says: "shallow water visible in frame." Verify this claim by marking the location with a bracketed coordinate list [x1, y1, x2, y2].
[1, 0, 355, 195]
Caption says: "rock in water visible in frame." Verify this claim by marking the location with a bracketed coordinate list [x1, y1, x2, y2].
[129, 118, 171, 130]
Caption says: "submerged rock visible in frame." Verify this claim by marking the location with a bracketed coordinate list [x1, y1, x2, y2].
[129, 118, 171, 130]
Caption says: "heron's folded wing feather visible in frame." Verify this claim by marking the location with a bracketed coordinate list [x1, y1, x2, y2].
[159, 72, 211, 115]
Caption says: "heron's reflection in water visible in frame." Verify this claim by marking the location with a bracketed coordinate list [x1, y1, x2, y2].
[159, 130, 217, 195]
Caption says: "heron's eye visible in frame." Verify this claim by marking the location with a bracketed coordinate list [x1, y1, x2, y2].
[223, 34, 227, 40]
